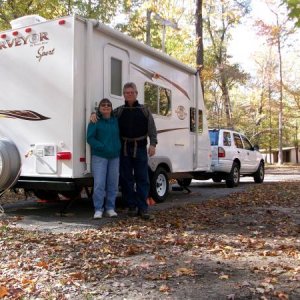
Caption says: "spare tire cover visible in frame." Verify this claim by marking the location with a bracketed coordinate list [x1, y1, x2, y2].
[0, 138, 21, 190]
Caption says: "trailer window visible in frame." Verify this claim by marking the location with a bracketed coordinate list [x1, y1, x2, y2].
[111, 57, 122, 96]
[190, 108, 203, 133]
[144, 82, 171, 116]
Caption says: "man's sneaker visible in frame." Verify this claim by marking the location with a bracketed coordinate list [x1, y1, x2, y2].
[106, 209, 118, 217]
[138, 210, 154, 220]
[94, 211, 103, 219]
[128, 207, 137, 217]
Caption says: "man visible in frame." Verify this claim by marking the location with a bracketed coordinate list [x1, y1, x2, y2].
[90, 82, 157, 220]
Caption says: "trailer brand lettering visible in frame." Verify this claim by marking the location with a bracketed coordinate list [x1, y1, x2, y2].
[36, 46, 55, 62]
[0, 32, 49, 51]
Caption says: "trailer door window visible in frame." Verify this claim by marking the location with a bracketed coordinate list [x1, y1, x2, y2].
[190, 108, 203, 133]
[111, 57, 122, 96]
[144, 82, 171, 116]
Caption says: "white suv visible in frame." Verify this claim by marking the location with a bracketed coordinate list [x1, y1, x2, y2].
[208, 129, 265, 187]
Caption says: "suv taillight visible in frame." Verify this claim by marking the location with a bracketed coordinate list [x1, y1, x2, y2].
[218, 147, 225, 158]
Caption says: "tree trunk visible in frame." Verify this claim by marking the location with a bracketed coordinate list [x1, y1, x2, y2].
[146, 9, 152, 46]
[268, 83, 272, 164]
[277, 18, 283, 165]
[220, 73, 233, 128]
[195, 0, 204, 97]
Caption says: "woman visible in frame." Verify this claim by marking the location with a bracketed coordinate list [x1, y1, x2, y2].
[87, 98, 121, 219]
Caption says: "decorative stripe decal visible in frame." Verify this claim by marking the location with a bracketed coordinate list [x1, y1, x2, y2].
[157, 127, 188, 134]
[132, 63, 191, 100]
[0, 110, 50, 121]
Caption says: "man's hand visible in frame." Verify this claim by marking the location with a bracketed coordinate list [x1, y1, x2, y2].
[90, 112, 98, 123]
[148, 145, 156, 157]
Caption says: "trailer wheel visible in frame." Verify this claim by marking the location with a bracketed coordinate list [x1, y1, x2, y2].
[0, 138, 21, 191]
[149, 167, 169, 203]
[177, 178, 192, 187]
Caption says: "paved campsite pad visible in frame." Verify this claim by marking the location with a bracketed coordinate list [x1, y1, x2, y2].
[0, 166, 300, 299]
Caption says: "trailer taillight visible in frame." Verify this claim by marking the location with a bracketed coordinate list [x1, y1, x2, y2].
[1, 34, 6, 39]
[25, 28, 32, 33]
[58, 20, 66, 25]
[57, 151, 72, 160]
[218, 147, 225, 158]
[12, 31, 18, 36]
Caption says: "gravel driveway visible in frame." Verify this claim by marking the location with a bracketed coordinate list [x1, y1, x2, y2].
[1, 165, 300, 233]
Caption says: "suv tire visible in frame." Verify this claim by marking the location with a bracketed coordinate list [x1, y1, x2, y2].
[253, 162, 264, 183]
[226, 162, 240, 188]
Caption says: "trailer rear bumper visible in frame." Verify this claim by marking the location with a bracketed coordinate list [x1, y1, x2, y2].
[14, 177, 93, 191]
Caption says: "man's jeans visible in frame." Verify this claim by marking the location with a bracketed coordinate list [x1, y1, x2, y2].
[92, 155, 119, 212]
[120, 146, 149, 212]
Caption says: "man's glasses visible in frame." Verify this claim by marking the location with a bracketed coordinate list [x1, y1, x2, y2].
[100, 103, 112, 107]
[124, 91, 136, 95]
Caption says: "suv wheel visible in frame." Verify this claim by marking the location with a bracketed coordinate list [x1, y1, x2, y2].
[253, 162, 264, 183]
[226, 162, 240, 188]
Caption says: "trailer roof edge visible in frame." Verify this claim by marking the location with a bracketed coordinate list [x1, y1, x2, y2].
[76, 15, 197, 75]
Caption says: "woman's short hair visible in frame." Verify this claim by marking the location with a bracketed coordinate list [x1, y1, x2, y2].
[98, 98, 112, 109]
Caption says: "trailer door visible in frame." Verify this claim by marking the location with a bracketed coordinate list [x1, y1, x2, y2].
[103, 44, 129, 104]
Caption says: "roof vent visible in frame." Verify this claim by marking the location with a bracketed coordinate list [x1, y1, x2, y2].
[10, 15, 46, 29]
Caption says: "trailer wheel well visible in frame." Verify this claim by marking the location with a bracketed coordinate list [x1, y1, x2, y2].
[149, 163, 170, 176]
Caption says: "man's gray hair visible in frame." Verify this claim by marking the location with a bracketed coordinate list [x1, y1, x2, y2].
[123, 82, 137, 93]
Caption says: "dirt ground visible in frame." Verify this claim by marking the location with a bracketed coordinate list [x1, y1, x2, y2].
[0, 165, 299, 299]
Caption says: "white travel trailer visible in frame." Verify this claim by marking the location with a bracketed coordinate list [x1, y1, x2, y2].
[0, 15, 211, 203]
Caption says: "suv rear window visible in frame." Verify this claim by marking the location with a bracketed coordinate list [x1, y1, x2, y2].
[209, 130, 219, 146]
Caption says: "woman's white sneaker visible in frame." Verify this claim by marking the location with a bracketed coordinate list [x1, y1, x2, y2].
[94, 211, 103, 219]
[106, 210, 118, 217]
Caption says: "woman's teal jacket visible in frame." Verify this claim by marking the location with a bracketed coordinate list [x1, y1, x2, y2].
[87, 115, 121, 159]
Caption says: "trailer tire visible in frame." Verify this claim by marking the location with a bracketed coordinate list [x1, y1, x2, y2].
[149, 167, 169, 203]
[0, 138, 21, 191]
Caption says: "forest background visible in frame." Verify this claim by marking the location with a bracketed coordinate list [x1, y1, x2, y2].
[0, 0, 299, 163]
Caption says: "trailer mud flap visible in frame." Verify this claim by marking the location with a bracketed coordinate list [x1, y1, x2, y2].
[0, 138, 21, 191]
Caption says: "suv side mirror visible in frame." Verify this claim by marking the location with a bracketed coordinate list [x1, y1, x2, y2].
[253, 144, 259, 151]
